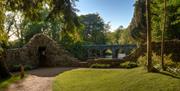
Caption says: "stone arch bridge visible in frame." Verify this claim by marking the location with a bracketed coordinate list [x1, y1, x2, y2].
[83, 44, 137, 58]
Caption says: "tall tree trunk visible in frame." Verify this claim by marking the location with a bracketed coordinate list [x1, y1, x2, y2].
[146, 0, 153, 72]
[161, 0, 167, 71]
[0, 51, 11, 79]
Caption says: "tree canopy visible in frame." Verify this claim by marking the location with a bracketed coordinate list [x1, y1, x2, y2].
[79, 13, 109, 44]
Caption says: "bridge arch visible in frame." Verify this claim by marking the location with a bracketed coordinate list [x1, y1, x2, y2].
[102, 48, 113, 58]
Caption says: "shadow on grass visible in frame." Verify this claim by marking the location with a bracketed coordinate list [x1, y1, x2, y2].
[143, 66, 180, 79]
[157, 71, 180, 79]
[0, 76, 11, 83]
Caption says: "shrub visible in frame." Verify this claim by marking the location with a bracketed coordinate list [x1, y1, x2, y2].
[12, 64, 21, 71]
[88, 58, 122, 68]
[90, 63, 110, 68]
[137, 55, 147, 66]
[24, 65, 33, 70]
[119, 61, 138, 68]
[93, 58, 121, 63]
[12, 64, 33, 71]
[137, 53, 179, 70]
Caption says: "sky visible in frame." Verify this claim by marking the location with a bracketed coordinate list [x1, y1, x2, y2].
[76, 0, 135, 31]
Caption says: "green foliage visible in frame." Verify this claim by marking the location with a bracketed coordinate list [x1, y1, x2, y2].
[79, 13, 109, 44]
[89, 58, 124, 68]
[0, 0, 8, 52]
[0, 31, 8, 52]
[90, 63, 110, 68]
[119, 61, 138, 68]
[0, 75, 20, 90]
[23, 21, 44, 42]
[53, 67, 180, 91]
[19, 8, 63, 43]
[6, 0, 81, 31]
[94, 58, 115, 62]
[2, 0, 86, 61]
[12, 64, 33, 72]
[4, 0, 81, 45]
[138, 53, 179, 70]
[107, 27, 136, 45]
[61, 13, 111, 60]
[9, 39, 24, 48]
[129, 0, 180, 43]
[104, 49, 112, 55]
[151, 0, 180, 41]
[137, 55, 147, 66]
[64, 41, 87, 60]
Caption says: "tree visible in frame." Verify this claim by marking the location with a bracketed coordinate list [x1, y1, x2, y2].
[146, 0, 153, 72]
[6, 0, 81, 33]
[0, 32, 12, 78]
[0, 49, 11, 79]
[0, 0, 11, 78]
[79, 13, 109, 44]
[114, 26, 123, 44]
[107, 26, 135, 45]
[161, 0, 167, 71]
[151, 0, 180, 41]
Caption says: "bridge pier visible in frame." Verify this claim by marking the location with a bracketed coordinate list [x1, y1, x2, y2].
[100, 50, 104, 58]
[112, 48, 117, 58]
[87, 49, 91, 58]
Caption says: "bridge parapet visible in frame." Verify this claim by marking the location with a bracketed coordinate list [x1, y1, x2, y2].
[83, 44, 137, 59]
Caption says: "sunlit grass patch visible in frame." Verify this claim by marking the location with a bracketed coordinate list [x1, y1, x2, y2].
[53, 67, 180, 91]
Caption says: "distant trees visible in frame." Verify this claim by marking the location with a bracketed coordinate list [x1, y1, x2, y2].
[79, 14, 109, 44]
[114, 26, 123, 44]
[106, 26, 135, 45]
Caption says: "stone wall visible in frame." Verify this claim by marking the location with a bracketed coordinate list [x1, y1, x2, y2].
[6, 48, 38, 70]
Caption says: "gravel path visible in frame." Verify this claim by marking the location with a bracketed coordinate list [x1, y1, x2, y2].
[6, 67, 76, 91]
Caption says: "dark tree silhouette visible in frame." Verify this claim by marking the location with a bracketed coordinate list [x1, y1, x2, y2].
[0, 51, 11, 79]
[146, 0, 153, 72]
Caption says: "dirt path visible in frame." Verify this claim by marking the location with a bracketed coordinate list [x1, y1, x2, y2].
[6, 67, 75, 91]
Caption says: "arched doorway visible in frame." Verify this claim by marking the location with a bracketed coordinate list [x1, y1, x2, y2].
[38, 46, 47, 66]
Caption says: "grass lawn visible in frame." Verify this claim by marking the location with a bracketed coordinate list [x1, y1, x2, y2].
[0, 75, 20, 91]
[53, 67, 180, 91]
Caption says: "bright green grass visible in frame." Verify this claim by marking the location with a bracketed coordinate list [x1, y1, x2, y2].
[53, 67, 180, 91]
[0, 75, 20, 91]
